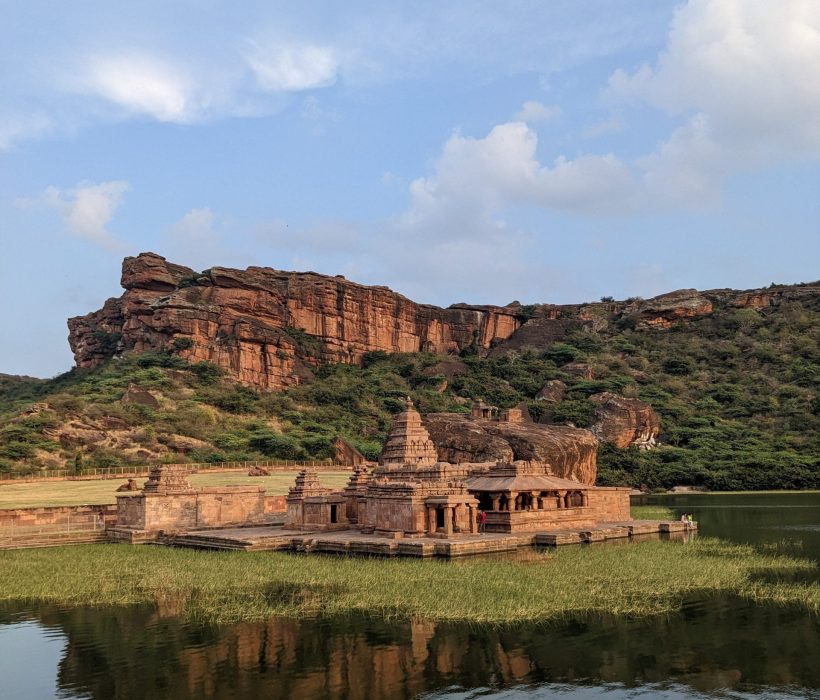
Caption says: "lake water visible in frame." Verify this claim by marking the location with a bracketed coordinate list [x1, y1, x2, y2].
[1, 492, 818, 700]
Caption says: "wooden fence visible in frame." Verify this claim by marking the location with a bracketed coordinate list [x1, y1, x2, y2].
[0, 459, 338, 484]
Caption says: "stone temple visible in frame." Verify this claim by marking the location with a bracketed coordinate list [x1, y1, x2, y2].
[113, 400, 690, 556]
[285, 398, 630, 538]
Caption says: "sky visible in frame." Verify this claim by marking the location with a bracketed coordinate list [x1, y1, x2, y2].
[1, 0, 819, 378]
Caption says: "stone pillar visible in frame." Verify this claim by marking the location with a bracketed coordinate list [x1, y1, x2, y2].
[491, 494, 500, 511]
[426, 507, 436, 534]
[470, 506, 477, 533]
[532, 491, 539, 510]
[443, 507, 453, 535]
[557, 491, 567, 509]
[508, 492, 517, 511]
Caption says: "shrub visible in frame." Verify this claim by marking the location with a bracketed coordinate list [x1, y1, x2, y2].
[248, 430, 306, 460]
[190, 362, 224, 385]
[543, 343, 578, 366]
[551, 399, 595, 427]
[173, 337, 195, 351]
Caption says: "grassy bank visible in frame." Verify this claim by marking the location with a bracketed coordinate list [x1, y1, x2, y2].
[0, 471, 351, 509]
[630, 505, 676, 520]
[0, 540, 816, 625]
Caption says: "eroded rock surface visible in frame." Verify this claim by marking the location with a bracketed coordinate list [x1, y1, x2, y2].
[535, 380, 566, 403]
[68, 252, 819, 391]
[589, 392, 661, 449]
[424, 413, 598, 484]
[69, 253, 523, 391]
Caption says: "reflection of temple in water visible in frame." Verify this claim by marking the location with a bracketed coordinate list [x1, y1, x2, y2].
[16, 597, 819, 699]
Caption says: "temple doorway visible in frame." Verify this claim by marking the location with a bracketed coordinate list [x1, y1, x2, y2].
[436, 508, 445, 530]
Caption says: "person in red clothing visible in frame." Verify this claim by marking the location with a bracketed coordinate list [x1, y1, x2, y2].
[478, 509, 487, 534]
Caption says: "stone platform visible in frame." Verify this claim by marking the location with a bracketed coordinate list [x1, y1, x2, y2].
[162, 520, 696, 557]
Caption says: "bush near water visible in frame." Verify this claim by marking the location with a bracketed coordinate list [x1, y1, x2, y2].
[0, 293, 817, 491]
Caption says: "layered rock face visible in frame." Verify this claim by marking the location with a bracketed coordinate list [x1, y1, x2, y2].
[68, 252, 818, 391]
[68, 253, 522, 390]
[589, 392, 661, 449]
[423, 413, 598, 484]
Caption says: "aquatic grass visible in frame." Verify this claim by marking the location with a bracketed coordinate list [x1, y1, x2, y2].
[630, 505, 677, 520]
[0, 539, 817, 625]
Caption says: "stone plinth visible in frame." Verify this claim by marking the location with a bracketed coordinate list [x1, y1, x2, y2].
[115, 485, 266, 534]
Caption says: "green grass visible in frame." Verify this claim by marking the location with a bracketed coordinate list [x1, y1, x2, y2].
[630, 505, 676, 520]
[0, 540, 816, 625]
[0, 471, 351, 509]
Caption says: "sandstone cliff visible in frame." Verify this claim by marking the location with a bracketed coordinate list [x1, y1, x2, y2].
[68, 253, 522, 391]
[68, 252, 819, 391]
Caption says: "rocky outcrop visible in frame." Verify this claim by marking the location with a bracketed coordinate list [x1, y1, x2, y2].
[627, 289, 713, 329]
[68, 253, 523, 391]
[561, 362, 593, 380]
[535, 380, 566, 403]
[68, 253, 819, 391]
[589, 392, 661, 449]
[424, 413, 598, 484]
[332, 437, 370, 467]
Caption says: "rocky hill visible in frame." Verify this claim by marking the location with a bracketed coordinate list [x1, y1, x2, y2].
[68, 252, 818, 391]
[0, 254, 817, 491]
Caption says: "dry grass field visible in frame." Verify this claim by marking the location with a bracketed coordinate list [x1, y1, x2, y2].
[0, 471, 352, 509]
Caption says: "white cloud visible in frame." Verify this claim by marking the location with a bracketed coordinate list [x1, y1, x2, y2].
[514, 100, 560, 123]
[609, 0, 820, 165]
[76, 54, 196, 122]
[404, 121, 635, 226]
[245, 42, 338, 92]
[19, 180, 130, 249]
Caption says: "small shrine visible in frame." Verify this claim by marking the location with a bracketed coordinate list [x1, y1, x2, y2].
[285, 467, 348, 530]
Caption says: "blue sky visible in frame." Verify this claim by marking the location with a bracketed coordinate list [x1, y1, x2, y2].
[1, 0, 819, 377]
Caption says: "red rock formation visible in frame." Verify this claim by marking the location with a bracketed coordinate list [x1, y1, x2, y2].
[423, 413, 598, 484]
[628, 289, 713, 329]
[589, 392, 661, 449]
[535, 379, 566, 403]
[68, 253, 522, 391]
[68, 253, 819, 391]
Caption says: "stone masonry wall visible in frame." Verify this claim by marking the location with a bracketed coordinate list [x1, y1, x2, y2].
[585, 487, 631, 521]
[0, 504, 117, 528]
[116, 486, 267, 532]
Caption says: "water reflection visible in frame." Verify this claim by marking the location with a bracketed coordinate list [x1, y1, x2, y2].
[633, 492, 820, 563]
[1, 595, 818, 700]
[0, 493, 817, 699]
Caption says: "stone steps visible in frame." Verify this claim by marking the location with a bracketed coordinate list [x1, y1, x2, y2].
[0, 531, 108, 550]
[162, 520, 697, 558]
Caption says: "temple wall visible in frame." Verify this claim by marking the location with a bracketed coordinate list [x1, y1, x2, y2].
[0, 504, 117, 528]
[116, 486, 266, 532]
[485, 508, 597, 533]
[364, 497, 426, 534]
[586, 487, 631, 521]
[265, 495, 287, 513]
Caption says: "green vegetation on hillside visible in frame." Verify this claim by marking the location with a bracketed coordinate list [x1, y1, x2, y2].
[0, 540, 816, 624]
[0, 294, 817, 490]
